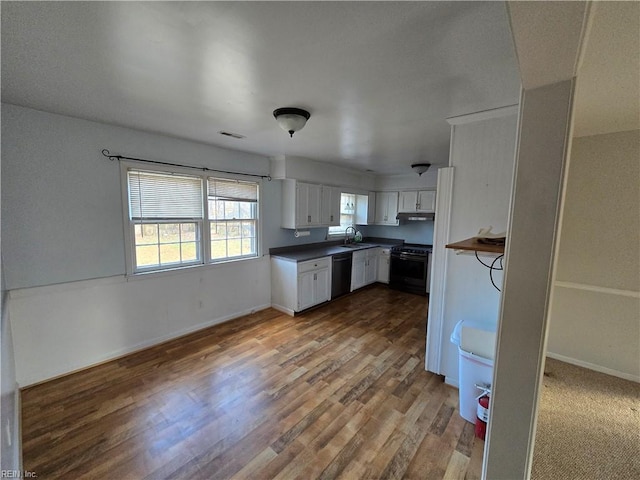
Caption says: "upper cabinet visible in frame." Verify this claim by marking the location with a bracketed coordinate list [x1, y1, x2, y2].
[295, 182, 322, 227]
[398, 191, 418, 212]
[281, 180, 340, 229]
[282, 181, 434, 228]
[374, 191, 399, 226]
[417, 190, 436, 212]
[398, 189, 436, 213]
[320, 186, 341, 226]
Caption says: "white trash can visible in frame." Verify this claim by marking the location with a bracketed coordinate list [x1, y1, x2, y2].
[450, 320, 496, 423]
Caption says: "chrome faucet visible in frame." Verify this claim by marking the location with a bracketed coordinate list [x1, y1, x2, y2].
[344, 225, 356, 244]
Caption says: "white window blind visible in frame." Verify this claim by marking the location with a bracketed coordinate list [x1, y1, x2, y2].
[207, 178, 258, 202]
[128, 170, 203, 220]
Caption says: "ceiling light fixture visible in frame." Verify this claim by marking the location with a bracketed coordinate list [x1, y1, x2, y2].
[411, 163, 431, 176]
[273, 107, 310, 137]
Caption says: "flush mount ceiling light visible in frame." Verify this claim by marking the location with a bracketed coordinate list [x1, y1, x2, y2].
[273, 107, 310, 137]
[411, 163, 431, 176]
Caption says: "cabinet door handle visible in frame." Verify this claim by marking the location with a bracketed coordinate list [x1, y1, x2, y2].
[308, 215, 311, 223]
[314, 273, 317, 280]
[330, 215, 333, 221]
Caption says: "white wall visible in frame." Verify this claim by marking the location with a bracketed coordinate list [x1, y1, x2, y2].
[436, 109, 518, 385]
[1, 289, 21, 471]
[1, 104, 275, 386]
[9, 257, 270, 386]
[270, 155, 375, 191]
[547, 129, 640, 380]
[1, 177, 21, 473]
[360, 223, 434, 245]
[1, 103, 272, 289]
[373, 170, 438, 191]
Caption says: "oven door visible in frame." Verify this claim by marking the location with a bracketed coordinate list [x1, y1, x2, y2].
[389, 252, 428, 295]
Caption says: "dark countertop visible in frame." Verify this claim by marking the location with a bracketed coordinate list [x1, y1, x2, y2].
[269, 237, 403, 263]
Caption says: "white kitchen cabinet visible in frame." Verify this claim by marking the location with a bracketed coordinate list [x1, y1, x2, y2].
[295, 182, 322, 227]
[377, 248, 391, 284]
[355, 192, 376, 225]
[364, 247, 379, 284]
[321, 186, 341, 226]
[351, 248, 379, 291]
[351, 250, 366, 291]
[374, 191, 399, 225]
[398, 191, 419, 213]
[271, 256, 331, 315]
[282, 180, 341, 228]
[417, 190, 436, 212]
[398, 190, 436, 213]
[297, 266, 330, 311]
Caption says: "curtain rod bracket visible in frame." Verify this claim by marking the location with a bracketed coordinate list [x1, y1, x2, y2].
[101, 149, 119, 162]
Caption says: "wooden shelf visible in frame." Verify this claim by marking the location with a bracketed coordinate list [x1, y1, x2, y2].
[445, 237, 505, 254]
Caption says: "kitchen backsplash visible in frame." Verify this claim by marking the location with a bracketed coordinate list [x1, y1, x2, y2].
[359, 222, 434, 245]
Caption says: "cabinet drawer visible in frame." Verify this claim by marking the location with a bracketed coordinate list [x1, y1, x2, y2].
[366, 247, 381, 258]
[352, 250, 366, 262]
[298, 256, 330, 273]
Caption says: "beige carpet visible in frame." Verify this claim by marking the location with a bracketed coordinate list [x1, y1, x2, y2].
[531, 358, 640, 479]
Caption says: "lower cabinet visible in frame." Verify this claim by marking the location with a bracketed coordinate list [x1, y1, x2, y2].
[351, 248, 380, 291]
[377, 248, 391, 284]
[364, 249, 378, 285]
[272, 246, 389, 315]
[297, 263, 330, 311]
[271, 256, 331, 315]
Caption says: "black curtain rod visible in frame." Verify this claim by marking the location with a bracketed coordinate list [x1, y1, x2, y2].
[101, 149, 272, 181]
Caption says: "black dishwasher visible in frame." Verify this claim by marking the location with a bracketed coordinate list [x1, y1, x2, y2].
[331, 252, 353, 299]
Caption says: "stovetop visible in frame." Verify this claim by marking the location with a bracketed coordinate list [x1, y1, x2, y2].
[391, 243, 432, 255]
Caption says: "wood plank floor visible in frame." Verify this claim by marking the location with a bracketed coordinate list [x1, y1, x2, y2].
[22, 284, 484, 479]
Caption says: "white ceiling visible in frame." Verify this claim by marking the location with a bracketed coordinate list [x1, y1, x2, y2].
[1, 1, 521, 175]
[573, 1, 640, 137]
[507, 0, 639, 138]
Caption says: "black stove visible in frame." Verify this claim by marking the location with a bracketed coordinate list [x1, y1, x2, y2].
[391, 243, 432, 256]
[389, 244, 432, 296]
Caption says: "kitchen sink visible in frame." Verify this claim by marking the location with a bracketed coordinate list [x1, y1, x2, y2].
[341, 243, 374, 249]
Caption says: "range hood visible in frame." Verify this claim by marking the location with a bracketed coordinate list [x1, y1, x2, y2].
[396, 212, 435, 222]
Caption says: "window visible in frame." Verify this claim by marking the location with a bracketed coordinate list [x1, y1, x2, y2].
[126, 167, 259, 273]
[208, 177, 258, 261]
[328, 193, 356, 235]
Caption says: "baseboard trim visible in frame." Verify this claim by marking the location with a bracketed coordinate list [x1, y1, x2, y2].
[270, 303, 295, 317]
[546, 352, 640, 383]
[554, 281, 639, 299]
[444, 376, 459, 389]
[19, 303, 272, 388]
